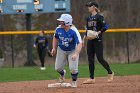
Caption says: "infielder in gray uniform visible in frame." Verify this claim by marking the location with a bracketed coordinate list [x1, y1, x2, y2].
[51, 14, 82, 87]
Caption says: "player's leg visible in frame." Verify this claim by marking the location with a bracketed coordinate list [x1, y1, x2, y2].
[40, 48, 46, 70]
[83, 41, 95, 84]
[95, 41, 114, 82]
[68, 50, 79, 87]
[38, 48, 44, 68]
[55, 47, 67, 82]
[95, 41, 112, 74]
[87, 41, 96, 79]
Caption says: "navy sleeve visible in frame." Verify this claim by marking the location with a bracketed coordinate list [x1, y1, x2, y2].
[45, 37, 48, 47]
[34, 37, 38, 45]
[84, 18, 89, 36]
[98, 15, 108, 33]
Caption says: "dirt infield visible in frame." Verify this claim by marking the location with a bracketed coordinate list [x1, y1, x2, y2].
[0, 75, 140, 93]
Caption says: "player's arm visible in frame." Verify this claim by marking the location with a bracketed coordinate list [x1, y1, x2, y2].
[33, 37, 38, 48]
[72, 29, 82, 61]
[45, 37, 49, 50]
[52, 37, 58, 50]
[98, 15, 108, 33]
[51, 37, 58, 56]
[82, 25, 88, 46]
[72, 42, 82, 61]
[45, 37, 52, 57]
[51, 30, 59, 56]
[83, 19, 94, 40]
[72, 40, 82, 61]
[82, 35, 86, 47]
[82, 24, 90, 46]
[75, 42, 82, 55]
[45, 37, 48, 46]
[73, 26, 82, 54]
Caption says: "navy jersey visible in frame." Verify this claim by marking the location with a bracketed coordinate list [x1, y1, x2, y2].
[34, 36, 48, 49]
[86, 13, 108, 40]
[54, 25, 82, 51]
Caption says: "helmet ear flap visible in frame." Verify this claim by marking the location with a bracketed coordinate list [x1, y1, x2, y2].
[63, 22, 66, 25]
[59, 21, 66, 26]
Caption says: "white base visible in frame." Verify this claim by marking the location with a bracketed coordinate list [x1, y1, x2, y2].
[48, 83, 71, 87]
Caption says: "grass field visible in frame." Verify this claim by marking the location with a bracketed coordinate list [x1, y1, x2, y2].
[0, 63, 140, 82]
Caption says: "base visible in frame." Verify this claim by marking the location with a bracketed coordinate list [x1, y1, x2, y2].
[48, 83, 71, 87]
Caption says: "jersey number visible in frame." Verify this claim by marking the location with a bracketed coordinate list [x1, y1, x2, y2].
[62, 41, 69, 47]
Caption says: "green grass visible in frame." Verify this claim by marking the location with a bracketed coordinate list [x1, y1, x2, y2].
[0, 63, 140, 82]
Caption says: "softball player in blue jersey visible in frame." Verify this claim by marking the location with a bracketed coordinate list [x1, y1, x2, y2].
[51, 14, 82, 87]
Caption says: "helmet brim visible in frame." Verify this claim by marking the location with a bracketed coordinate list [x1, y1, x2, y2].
[57, 18, 64, 22]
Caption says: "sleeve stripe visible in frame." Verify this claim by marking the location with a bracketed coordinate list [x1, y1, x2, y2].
[71, 25, 82, 43]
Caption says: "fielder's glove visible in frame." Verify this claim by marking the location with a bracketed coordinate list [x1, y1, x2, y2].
[45, 47, 53, 57]
[47, 51, 53, 57]
[86, 30, 99, 40]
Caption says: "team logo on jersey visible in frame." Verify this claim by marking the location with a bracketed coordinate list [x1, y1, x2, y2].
[58, 32, 62, 35]
[59, 36, 73, 47]
[93, 21, 97, 27]
[88, 21, 94, 27]
[38, 39, 45, 43]
[88, 21, 97, 28]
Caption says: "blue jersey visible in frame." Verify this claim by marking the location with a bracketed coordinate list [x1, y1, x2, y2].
[54, 25, 82, 51]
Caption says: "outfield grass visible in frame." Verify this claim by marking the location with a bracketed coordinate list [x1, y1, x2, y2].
[0, 63, 140, 82]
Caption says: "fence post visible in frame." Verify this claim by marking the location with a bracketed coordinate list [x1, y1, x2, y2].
[24, 14, 36, 66]
[11, 35, 14, 68]
[126, 32, 130, 64]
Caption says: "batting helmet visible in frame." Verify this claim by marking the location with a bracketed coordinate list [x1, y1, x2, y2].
[57, 14, 73, 26]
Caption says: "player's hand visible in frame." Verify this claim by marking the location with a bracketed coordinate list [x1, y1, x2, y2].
[72, 53, 78, 61]
[94, 32, 99, 38]
[95, 31, 101, 38]
[51, 48, 56, 56]
[96, 31, 101, 38]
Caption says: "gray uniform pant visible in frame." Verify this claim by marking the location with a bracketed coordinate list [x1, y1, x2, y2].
[55, 47, 79, 74]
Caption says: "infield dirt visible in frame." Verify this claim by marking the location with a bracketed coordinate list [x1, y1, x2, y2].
[0, 75, 140, 93]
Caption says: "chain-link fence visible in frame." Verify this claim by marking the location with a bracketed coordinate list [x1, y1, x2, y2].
[0, 30, 140, 67]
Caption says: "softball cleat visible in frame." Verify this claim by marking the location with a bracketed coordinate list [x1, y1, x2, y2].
[83, 78, 95, 84]
[40, 67, 46, 70]
[71, 81, 77, 88]
[59, 70, 66, 83]
[107, 71, 114, 82]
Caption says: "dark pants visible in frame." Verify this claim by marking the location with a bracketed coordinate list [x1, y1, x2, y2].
[37, 48, 46, 67]
[87, 40, 112, 79]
